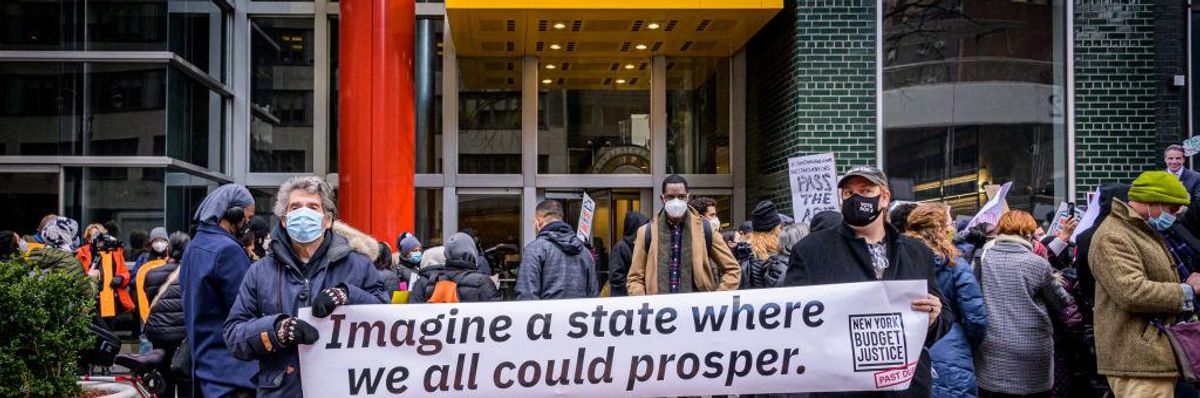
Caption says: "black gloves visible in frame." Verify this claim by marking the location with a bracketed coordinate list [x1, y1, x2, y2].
[110, 275, 124, 288]
[275, 317, 319, 346]
[964, 223, 992, 248]
[312, 286, 348, 318]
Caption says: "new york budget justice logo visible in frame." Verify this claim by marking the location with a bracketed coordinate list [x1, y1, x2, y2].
[848, 313, 914, 388]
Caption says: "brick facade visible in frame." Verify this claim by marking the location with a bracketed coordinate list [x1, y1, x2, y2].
[745, 0, 877, 214]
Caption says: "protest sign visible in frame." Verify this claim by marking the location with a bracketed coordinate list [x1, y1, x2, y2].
[967, 182, 1013, 229]
[576, 192, 596, 243]
[788, 153, 839, 224]
[1070, 191, 1101, 242]
[1185, 136, 1200, 157]
[1046, 202, 1083, 237]
[298, 281, 929, 397]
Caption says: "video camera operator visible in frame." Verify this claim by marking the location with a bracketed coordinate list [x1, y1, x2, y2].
[78, 224, 135, 327]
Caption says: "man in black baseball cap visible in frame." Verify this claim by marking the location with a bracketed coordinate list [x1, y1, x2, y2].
[781, 164, 951, 397]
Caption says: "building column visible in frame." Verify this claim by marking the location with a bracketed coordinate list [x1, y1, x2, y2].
[338, 0, 415, 240]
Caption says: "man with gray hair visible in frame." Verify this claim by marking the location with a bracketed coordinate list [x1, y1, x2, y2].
[181, 183, 257, 398]
[225, 175, 387, 398]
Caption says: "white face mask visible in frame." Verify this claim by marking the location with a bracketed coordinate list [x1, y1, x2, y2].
[709, 216, 721, 228]
[665, 199, 689, 218]
[152, 240, 169, 253]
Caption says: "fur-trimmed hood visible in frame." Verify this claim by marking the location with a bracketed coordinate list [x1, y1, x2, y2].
[332, 221, 380, 262]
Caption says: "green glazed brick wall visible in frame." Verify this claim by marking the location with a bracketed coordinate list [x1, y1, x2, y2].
[745, 0, 877, 214]
[1074, 0, 1160, 199]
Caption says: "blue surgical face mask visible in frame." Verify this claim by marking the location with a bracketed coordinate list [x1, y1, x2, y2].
[1149, 205, 1177, 231]
[285, 207, 326, 243]
[407, 251, 423, 264]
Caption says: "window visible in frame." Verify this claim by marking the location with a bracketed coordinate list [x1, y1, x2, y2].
[0, 172, 59, 237]
[0, 63, 83, 156]
[415, 189, 444, 246]
[882, 0, 1068, 217]
[538, 58, 651, 174]
[250, 17, 315, 173]
[88, 64, 168, 157]
[168, 69, 224, 170]
[667, 58, 730, 175]
[415, 18, 445, 174]
[458, 192, 521, 267]
[64, 167, 166, 244]
[458, 58, 522, 174]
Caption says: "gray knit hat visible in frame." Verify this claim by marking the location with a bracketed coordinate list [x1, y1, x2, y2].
[149, 227, 169, 242]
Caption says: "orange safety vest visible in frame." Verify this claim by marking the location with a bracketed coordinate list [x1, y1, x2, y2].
[88, 248, 135, 318]
[135, 258, 169, 322]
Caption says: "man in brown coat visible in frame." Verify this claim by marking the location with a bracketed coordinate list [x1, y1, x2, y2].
[627, 174, 740, 295]
[1092, 170, 1200, 397]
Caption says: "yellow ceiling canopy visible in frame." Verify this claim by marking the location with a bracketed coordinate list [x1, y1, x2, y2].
[446, 0, 783, 58]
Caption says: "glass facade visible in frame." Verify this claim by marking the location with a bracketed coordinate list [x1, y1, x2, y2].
[458, 57, 522, 174]
[881, 0, 1068, 218]
[250, 17, 315, 173]
[667, 58, 730, 175]
[64, 166, 165, 245]
[538, 58, 652, 174]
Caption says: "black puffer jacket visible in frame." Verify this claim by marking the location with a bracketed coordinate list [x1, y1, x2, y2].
[515, 221, 598, 300]
[142, 261, 179, 309]
[739, 253, 788, 289]
[409, 261, 500, 303]
[609, 212, 649, 297]
[146, 271, 184, 347]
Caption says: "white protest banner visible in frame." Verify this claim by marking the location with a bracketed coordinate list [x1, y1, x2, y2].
[1046, 202, 1083, 237]
[1070, 191, 1102, 242]
[966, 182, 1013, 229]
[788, 153, 839, 224]
[576, 192, 596, 243]
[298, 281, 929, 397]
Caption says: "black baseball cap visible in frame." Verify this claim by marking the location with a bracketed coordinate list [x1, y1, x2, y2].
[837, 165, 889, 189]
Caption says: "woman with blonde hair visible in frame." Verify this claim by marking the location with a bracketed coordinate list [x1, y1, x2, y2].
[975, 210, 1080, 398]
[906, 203, 987, 398]
[738, 200, 789, 288]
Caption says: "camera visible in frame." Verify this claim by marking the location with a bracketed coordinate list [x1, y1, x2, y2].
[93, 233, 123, 252]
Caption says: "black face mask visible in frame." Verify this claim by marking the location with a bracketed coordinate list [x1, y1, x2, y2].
[842, 193, 883, 227]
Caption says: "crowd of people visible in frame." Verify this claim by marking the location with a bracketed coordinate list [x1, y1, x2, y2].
[6, 145, 1200, 398]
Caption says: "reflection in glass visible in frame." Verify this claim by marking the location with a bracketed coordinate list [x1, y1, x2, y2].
[458, 58, 522, 174]
[251, 17, 315, 173]
[64, 167, 165, 245]
[538, 58, 651, 174]
[86, 0, 167, 51]
[88, 64, 167, 157]
[415, 18, 445, 174]
[0, 1, 84, 51]
[167, 69, 222, 170]
[882, 0, 1066, 217]
[330, 18, 339, 172]
[166, 180, 209, 232]
[0, 63, 83, 156]
[416, 189, 444, 246]
[458, 193, 521, 268]
[667, 58, 730, 175]
[0, 172, 59, 236]
[168, 0, 226, 79]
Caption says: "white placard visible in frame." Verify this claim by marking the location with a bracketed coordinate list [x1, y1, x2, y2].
[1070, 191, 1102, 243]
[576, 193, 596, 244]
[1046, 202, 1083, 237]
[299, 281, 930, 397]
[966, 182, 1013, 230]
[788, 153, 840, 224]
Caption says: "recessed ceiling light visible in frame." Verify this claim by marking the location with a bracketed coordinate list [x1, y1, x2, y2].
[549, 44, 562, 50]
[615, 79, 627, 84]
[647, 23, 661, 30]
[545, 64, 556, 70]
[624, 64, 636, 70]
[541, 79, 553, 84]
[552, 23, 566, 30]
[634, 44, 648, 50]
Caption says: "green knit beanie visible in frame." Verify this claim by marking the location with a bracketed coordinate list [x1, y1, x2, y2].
[1129, 171, 1191, 205]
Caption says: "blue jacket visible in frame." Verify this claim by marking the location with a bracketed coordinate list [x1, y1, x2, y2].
[181, 223, 257, 397]
[516, 221, 599, 300]
[930, 256, 987, 398]
[225, 226, 387, 398]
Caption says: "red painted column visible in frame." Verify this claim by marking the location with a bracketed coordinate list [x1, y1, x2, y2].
[339, 0, 415, 241]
